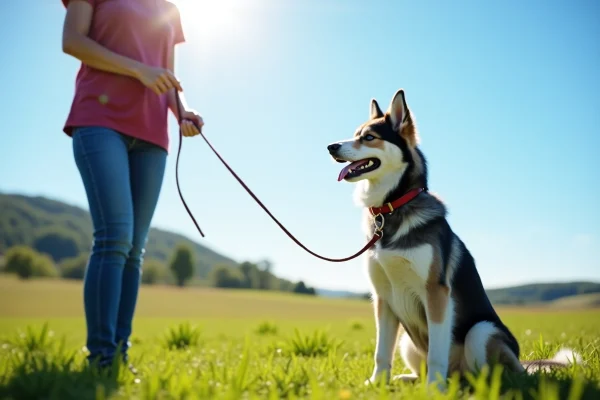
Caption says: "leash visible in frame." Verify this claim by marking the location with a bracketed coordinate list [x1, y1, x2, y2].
[174, 90, 387, 262]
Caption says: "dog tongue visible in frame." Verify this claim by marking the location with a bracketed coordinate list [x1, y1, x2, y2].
[338, 160, 369, 181]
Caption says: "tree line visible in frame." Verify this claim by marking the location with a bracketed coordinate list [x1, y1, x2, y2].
[0, 244, 316, 295]
[0, 193, 239, 280]
[0, 193, 316, 295]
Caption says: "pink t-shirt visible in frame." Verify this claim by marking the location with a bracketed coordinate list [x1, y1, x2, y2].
[61, 0, 185, 152]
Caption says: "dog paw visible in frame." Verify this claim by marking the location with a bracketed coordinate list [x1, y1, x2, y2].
[364, 372, 390, 387]
[364, 377, 379, 387]
[392, 373, 418, 383]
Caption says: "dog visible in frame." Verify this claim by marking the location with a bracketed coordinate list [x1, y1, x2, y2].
[327, 89, 581, 387]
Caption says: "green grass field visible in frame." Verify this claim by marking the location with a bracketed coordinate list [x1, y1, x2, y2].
[1, 276, 599, 399]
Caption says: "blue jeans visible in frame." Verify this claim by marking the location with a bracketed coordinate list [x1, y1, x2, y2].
[72, 126, 167, 367]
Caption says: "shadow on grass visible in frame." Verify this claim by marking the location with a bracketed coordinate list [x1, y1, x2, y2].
[0, 352, 126, 400]
[382, 363, 600, 400]
[0, 323, 127, 400]
[496, 370, 600, 400]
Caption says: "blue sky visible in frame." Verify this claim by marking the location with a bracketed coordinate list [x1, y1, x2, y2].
[1, 0, 598, 292]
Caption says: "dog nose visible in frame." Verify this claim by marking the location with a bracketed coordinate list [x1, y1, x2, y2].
[327, 143, 341, 152]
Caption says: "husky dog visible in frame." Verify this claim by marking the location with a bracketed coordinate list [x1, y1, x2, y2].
[327, 89, 580, 387]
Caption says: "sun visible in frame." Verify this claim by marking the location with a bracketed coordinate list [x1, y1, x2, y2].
[170, 0, 239, 39]
[169, 0, 264, 57]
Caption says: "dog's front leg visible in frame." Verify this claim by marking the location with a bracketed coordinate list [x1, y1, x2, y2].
[367, 295, 400, 385]
[425, 279, 453, 389]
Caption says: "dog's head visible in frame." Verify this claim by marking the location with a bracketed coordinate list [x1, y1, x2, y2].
[327, 89, 419, 183]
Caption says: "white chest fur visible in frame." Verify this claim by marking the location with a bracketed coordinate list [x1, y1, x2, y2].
[367, 244, 433, 334]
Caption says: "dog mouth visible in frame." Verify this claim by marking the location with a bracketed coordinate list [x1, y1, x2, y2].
[336, 158, 381, 181]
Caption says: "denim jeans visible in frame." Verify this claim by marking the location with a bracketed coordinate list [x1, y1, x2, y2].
[72, 126, 167, 367]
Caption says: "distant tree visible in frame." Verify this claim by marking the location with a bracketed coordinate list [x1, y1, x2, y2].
[33, 228, 80, 262]
[293, 280, 316, 296]
[6, 247, 35, 279]
[60, 253, 89, 280]
[4, 246, 58, 279]
[256, 259, 273, 273]
[277, 279, 295, 292]
[239, 261, 260, 289]
[293, 281, 306, 294]
[142, 259, 167, 285]
[169, 244, 195, 287]
[257, 269, 275, 290]
[34, 253, 59, 278]
[209, 264, 244, 288]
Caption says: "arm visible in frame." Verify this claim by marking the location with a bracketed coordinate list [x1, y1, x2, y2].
[166, 47, 203, 137]
[61, 0, 142, 79]
[163, 6, 202, 136]
[166, 48, 188, 118]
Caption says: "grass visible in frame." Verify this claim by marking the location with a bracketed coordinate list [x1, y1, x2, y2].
[162, 322, 203, 350]
[0, 276, 599, 399]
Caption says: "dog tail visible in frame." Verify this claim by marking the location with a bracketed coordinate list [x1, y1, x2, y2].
[551, 348, 583, 365]
[522, 347, 583, 373]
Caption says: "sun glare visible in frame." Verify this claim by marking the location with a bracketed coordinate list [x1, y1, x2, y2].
[172, 0, 240, 39]
[170, 0, 267, 61]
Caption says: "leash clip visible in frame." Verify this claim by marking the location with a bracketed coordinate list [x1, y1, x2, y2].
[373, 213, 385, 237]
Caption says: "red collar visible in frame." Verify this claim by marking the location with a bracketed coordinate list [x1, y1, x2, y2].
[368, 188, 425, 216]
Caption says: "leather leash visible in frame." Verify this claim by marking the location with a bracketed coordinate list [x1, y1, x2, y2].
[173, 89, 383, 262]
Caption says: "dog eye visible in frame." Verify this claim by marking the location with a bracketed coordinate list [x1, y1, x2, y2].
[363, 134, 376, 141]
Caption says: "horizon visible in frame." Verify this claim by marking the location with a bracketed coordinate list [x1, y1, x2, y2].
[2, 189, 599, 293]
[1, 0, 599, 292]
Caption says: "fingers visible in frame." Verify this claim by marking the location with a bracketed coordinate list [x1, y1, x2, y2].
[195, 115, 204, 129]
[165, 71, 183, 92]
[181, 120, 201, 137]
[157, 71, 181, 93]
[191, 114, 204, 135]
[148, 83, 163, 96]
[149, 69, 182, 95]
[155, 76, 170, 94]
[181, 120, 192, 137]
[149, 79, 168, 95]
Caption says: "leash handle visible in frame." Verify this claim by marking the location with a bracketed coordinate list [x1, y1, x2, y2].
[174, 90, 380, 262]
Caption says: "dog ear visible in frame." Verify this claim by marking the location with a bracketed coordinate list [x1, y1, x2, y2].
[387, 89, 408, 131]
[370, 99, 383, 119]
[388, 89, 418, 146]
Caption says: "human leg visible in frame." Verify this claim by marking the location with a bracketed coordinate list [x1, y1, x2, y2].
[115, 139, 167, 360]
[72, 126, 134, 367]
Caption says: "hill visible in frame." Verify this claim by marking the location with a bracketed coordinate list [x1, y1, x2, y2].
[1, 192, 598, 305]
[486, 282, 600, 306]
[0, 192, 237, 278]
[547, 293, 600, 309]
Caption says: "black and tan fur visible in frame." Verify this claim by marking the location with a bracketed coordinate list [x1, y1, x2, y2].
[326, 89, 581, 387]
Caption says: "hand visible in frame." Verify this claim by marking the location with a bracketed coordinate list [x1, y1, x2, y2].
[135, 64, 182, 95]
[180, 109, 204, 137]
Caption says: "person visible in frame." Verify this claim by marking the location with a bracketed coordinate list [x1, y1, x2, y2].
[60, 0, 203, 371]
